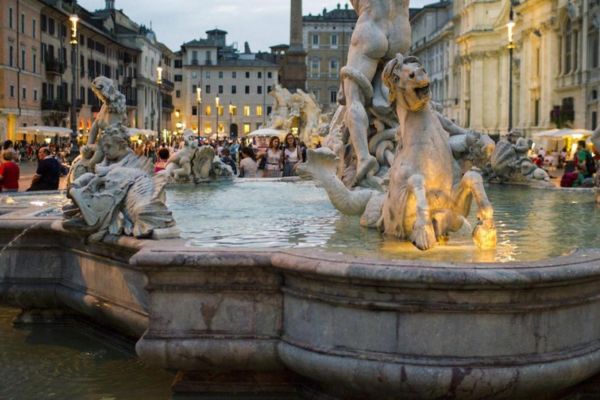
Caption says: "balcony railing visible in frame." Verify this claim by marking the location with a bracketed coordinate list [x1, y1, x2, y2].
[160, 78, 175, 92]
[162, 96, 174, 111]
[45, 59, 65, 76]
[41, 99, 70, 112]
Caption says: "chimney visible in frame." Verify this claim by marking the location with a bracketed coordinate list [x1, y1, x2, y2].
[289, 0, 304, 52]
[105, 0, 115, 10]
[244, 42, 251, 54]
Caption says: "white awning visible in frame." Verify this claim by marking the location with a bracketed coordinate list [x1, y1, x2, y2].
[247, 128, 287, 139]
[532, 128, 593, 140]
[128, 128, 158, 138]
[17, 126, 73, 138]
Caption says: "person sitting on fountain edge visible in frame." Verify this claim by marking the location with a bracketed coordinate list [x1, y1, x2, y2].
[27, 147, 61, 191]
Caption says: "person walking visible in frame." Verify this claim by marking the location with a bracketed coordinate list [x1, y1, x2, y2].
[28, 147, 61, 191]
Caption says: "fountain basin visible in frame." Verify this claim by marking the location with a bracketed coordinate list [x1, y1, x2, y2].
[1, 183, 600, 399]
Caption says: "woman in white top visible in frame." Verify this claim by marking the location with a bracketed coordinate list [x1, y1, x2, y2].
[261, 136, 283, 178]
[239, 147, 258, 178]
[282, 133, 301, 177]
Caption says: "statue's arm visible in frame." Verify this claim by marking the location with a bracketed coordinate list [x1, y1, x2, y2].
[88, 106, 106, 145]
[435, 110, 471, 137]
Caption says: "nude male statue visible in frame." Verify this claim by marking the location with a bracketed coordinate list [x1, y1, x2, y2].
[343, 0, 411, 185]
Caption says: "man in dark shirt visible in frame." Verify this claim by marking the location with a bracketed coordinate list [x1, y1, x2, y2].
[28, 147, 61, 191]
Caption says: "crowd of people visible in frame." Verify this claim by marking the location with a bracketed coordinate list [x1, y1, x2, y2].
[558, 140, 598, 188]
[0, 140, 70, 192]
[141, 133, 309, 179]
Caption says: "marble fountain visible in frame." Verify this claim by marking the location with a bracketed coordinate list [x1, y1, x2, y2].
[4, 5, 600, 400]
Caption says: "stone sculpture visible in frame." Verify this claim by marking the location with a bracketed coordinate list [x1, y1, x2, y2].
[264, 85, 328, 145]
[165, 129, 233, 183]
[63, 124, 177, 241]
[62, 77, 177, 241]
[298, 55, 497, 251]
[331, 0, 411, 187]
[486, 132, 551, 185]
[67, 76, 128, 185]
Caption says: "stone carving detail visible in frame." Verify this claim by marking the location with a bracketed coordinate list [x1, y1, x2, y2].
[264, 85, 328, 144]
[485, 132, 551, 185]
[165, 129, 233, 183]
[63, 77, 177, 241]
[299, 55, 497, 251]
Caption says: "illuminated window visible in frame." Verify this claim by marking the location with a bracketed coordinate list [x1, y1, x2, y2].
[243, 105, 251, 116]
[256, 105, 263, 116]
[204, 122, 212, 134]
[205, 105, 212, 116]
[243, 123, 251, 134]
[230, 105, 237, 116]
[218, 106, 224, 116]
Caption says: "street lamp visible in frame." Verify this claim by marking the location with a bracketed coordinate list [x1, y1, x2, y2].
[507, 7, 515, 133]
[228, 101, 234, 139]
[196, 87, 202, 136]
[215, 96, 220, 142]
[68, 14, 79, 161]
[157, 66, 163, 139]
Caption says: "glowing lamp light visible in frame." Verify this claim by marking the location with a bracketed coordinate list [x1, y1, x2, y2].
[44, 137, 52, 144]
[69, 15, 79, 45]
[507, 13, 515, 47]
[196, 87, 202, 103]
[156, 66, 163, 85]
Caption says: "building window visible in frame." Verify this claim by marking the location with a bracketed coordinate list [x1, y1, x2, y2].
[205, 105, 212, 116]
[41, 15, 46, 32]
[258, 71, 262, 79]
[231, 85, 237, 94]
[32, 19, 36, 38]
[245, 85, 250, 94]
[22, 87, 26, 100]
[21, 13, 25, 33]
[256, 105, 263, 116]
[310, 58, 320, 78]
[589, 26, 599, 69]
[192, 106, 198, 116]
[9, 46, 14, 67]
[48, 18, 55, 35]
[267, 71, 272, 79]
[257, 86, 262, 94]
[205, 85, 211, 94]
[593, 112, 598, 130]
[331, 34, 338, 48]
[230, 105, 237, 116]
[174, 74, 182, 82]
[206, 71, 211, 79]
[80, 86, 85, 104]
[245, 71, 250, 78]
[219, 71, 223, 79]
[243, 123, 251, 134]
[312, 33, 319, 48]
[174, 59, 182, 68]
[330, 90, 337, 104]
[176, 90, 181, 98]
[217, 105, 224, 116]
[218, 85, 223, 94]
[9, 8, 13, 29]
[21, 49, 26, 70]
[243, 105, 251, 116]
[329, 59, 339, 78]
[267, 106, 272, 115]
[34, 89, 38, 101]
[10, 86, 15, 98]
[564, 20, 574, 73]
[232, 71, 237, 79]
[32, 53, 36, 73]
[267, 85, 272, 93]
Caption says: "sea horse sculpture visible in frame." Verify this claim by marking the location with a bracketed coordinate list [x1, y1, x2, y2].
[299, 54, 497, 250]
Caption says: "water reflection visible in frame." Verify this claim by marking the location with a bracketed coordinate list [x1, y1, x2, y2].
[168, 182, 599, 263]
[0, 307, 173, 400]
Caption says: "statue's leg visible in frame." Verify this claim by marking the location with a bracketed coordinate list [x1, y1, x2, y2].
[452, 170, 496, 249]
[342, 62, 378, 186]
[406, 174, 436, 250]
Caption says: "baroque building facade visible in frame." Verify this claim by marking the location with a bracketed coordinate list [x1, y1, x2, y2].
[302, 3, 356, 111]
[0, 0, 175, 142]
[172, 29, 279, 138]
[447, 0, 600, 136]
